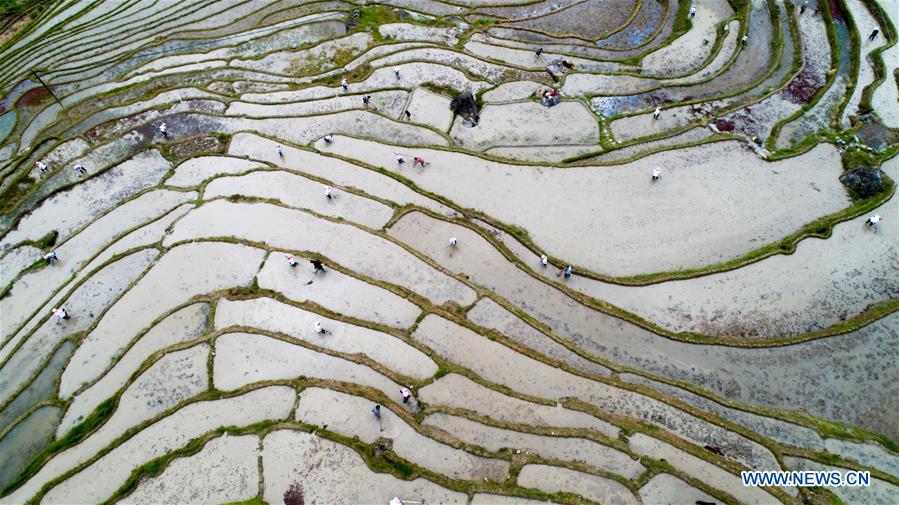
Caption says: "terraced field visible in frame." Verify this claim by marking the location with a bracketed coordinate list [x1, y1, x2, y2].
[0, 1, 896, 504]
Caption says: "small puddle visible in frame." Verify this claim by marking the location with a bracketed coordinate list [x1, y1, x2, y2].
[0, 80, 40, 112]
[0, 110, 16, 143]
[827, 0, 853, 78]
[0, 340, 74, 432]
[597, 0, 664, 49]
[0, 405, 62, 489]
[593, 93, 663, 117]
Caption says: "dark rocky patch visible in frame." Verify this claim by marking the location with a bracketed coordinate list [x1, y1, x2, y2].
[450, 91, 479, 123]
[839, 167, 885, 197]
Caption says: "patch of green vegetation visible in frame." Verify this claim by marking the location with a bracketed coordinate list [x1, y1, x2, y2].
[506, 224, 529, 241]
[230, 277, 262, 295]
[353, 6, 400, 40]
[472, 18, 498, 28]
[331, 46, 358, 67]
[420, 82, 459, 98]
[669, 0, 694, 41]
[28, 229, 58, 249]
[351, 6, 447, 41]
[0, 173, 36, 214]
[474, 89, 486, 111]
[0, 0, 43, 18]
[0, 229, 61, 290]
[726, 0, 749, 11]
[17, 256, 48, 276]
[286, 45, 360, 76]
[817, 451, 845, 465]
[2, 398, 116, 495]
[876, 436, 899, 454]
[767, 131, 821, 159]
[841, 146, 880, 170]
[223, 419, 278, 435]
[321, 62, 372, 87]
[380, 452, 416, 478]
[223, 498, 269, 505]
[639, 421, 660, 432]
[320, 429, 417, 478]
[807, 414, 899, 453]
[803, 487, 846, 505]
[640, 455, 671, 474]
[51, 397, 116, 445]
[101, 434, 209, 504]
[562, 148, 604, 163]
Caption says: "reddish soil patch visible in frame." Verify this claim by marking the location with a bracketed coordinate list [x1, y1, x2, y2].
[17, 86, 50, 107]
[85, 109, 158, 142]
[712, 118, 735, 132]
[826, 0, 846, 23]
[781, 68, 822, 105]
[168, 136, 221, 161]
[0, 14, 31, 47]
[722, 107, 762, 136]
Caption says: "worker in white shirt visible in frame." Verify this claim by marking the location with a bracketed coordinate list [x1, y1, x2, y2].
[865, 214, 883, 232]
[52, 307, 69, 323]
